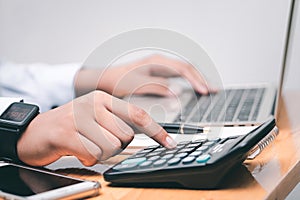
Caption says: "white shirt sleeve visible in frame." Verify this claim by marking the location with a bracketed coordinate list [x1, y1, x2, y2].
[0, 61, 82, 112]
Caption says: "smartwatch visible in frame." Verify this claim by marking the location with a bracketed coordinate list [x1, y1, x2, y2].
[0, 102, 39, 162]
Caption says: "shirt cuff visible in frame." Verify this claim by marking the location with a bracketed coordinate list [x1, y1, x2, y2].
[0, 61, 82, 112]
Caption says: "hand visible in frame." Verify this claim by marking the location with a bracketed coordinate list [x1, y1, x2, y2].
[75, 54, 214, 97]
[17, 91, 177, 166]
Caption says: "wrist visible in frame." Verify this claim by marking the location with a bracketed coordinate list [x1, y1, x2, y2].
[74, 68, 105, 97]
[17, 102, 75, 166]
[0, 102, 39, 163]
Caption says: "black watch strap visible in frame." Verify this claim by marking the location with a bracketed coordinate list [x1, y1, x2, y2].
[0, 130, 20, 162]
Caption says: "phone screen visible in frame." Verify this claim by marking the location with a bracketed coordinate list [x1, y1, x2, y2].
[0, 164, 82, 197]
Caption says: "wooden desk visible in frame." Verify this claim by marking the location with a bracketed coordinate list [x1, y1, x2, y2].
[64, 91, 300, 200]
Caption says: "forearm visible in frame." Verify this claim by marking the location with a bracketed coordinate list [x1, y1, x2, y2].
[74, 67, 119, 97]
[74, 68, 103, 97]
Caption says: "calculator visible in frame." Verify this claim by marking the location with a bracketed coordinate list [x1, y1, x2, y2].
[104, 118, 276, 189]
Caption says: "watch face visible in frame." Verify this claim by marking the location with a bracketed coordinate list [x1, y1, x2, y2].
[0, 103, 37, 123]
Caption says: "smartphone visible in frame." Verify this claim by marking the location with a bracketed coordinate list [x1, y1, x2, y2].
[0, 161, 100, 200]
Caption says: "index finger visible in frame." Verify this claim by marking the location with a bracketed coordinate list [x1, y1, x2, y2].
[105, 94, 177, 149]
[147, 55, 212, 94]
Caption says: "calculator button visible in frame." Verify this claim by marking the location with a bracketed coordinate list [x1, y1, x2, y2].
[178, 141, 190, 145]
[113, 163, 138, 170]
[190, 151, 202, 157]
[122, 157, 147, 165]
[197, 146, 209, 152]
[139, 160, 153, 168]
[186, 143, 201, 148]
[147, 152, 161, 157]
[175, 153, 188, 158]
[164, 149, 178, 154]
[182, 156, 196, 164]
[191, 139, 205, 143]
[154, 147, 166, 152]
[161, 154, 173, 160]
[174, 145, 185, 151]
[148, 155, 160, 161]
[167, 157, 181, 165]
[178, 148, 195, 153]
[153, 159, 167, 167]
[196, 154, 211, 163]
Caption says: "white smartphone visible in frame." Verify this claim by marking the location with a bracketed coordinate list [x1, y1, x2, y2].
[0, 161, 100, 200]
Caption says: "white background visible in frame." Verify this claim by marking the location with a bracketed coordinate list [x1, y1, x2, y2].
[0, 0, 298, 88]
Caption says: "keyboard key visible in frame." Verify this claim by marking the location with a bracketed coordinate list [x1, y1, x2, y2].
[180, 95, 199, 119]
[182, 156, 196, 164]
[167, 157, 181, 165]
[237, 114, 249, 121]
[196, 154, 211, 163]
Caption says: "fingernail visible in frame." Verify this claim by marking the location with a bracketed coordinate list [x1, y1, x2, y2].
[198, 85, 208, 94]
[165, 136, 177, 149]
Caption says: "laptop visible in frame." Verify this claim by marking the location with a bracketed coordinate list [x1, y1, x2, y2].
[124, 0, 296, 128]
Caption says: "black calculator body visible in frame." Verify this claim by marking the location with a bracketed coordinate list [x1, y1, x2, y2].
[104, 118, 276, 189]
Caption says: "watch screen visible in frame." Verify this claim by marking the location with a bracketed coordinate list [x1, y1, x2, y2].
[0, 103, 34, 122]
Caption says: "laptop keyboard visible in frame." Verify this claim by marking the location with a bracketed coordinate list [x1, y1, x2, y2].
[174, 88, 265, 124]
